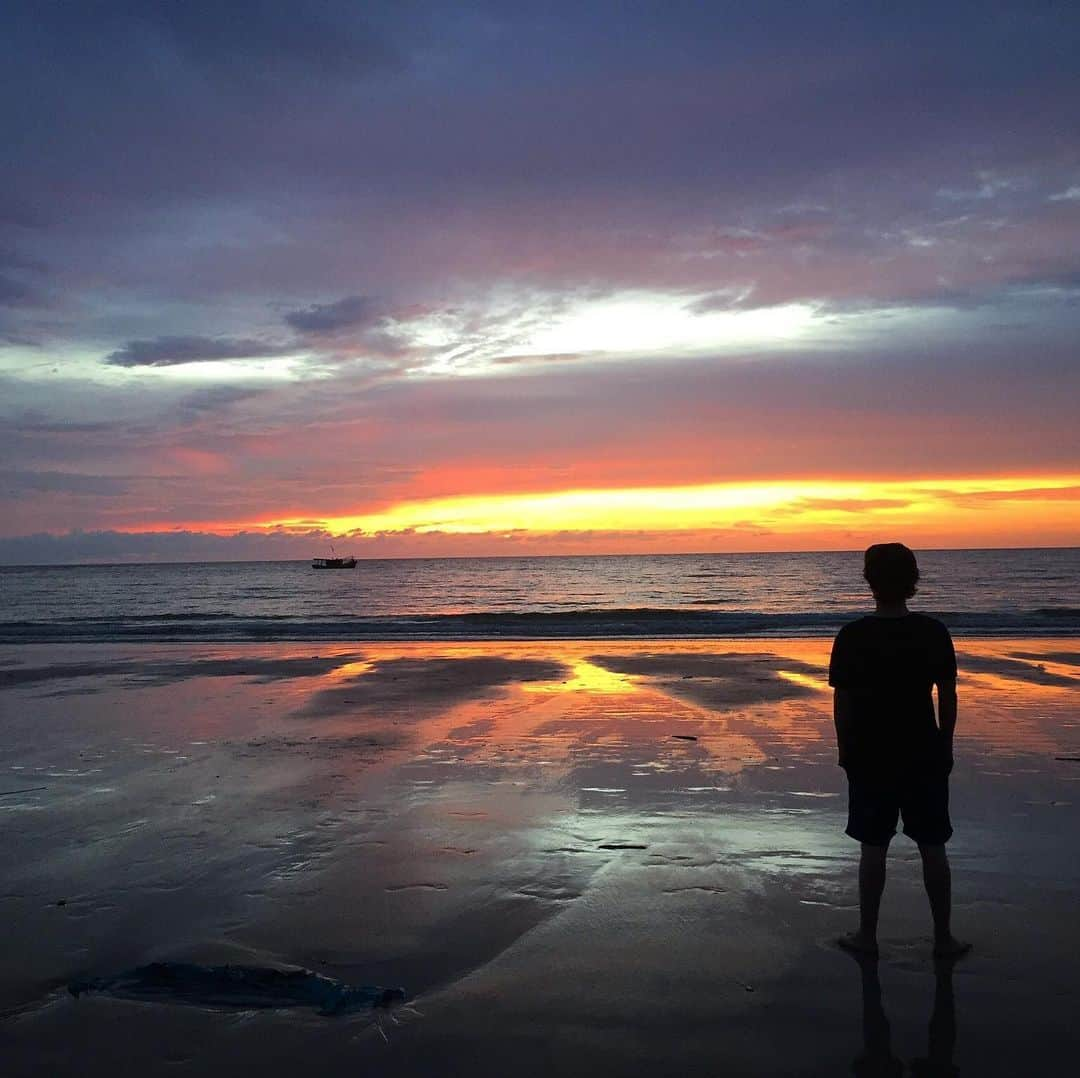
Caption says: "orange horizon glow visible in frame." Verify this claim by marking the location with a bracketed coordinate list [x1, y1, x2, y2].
[108, 473, 1080, 553]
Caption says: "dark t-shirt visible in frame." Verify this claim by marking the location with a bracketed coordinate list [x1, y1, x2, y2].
[828, 613, 957, 776]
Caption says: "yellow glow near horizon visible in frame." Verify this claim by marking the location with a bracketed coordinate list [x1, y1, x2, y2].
[258, 475, 1080, 540]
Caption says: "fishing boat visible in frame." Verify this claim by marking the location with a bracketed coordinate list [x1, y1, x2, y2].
[311, 547, 357, 569]
[311, 557, 357, 569]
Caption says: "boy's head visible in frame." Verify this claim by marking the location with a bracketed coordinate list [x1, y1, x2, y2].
[863, 543, 919, 603]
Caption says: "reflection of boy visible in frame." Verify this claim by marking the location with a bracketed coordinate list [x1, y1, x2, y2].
[847, 951, 959, 1078]
[830, 543, 970, 959]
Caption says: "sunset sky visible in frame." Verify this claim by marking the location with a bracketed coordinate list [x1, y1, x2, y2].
[2, 1, 1079, 561]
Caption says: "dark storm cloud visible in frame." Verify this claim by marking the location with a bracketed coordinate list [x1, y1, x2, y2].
[106, 335, 292, 367]
[284, 296, 380, 334]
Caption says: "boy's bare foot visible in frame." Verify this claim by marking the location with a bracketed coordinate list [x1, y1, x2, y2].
[837, 931, 879, 957]
[933, 935, 972, 960]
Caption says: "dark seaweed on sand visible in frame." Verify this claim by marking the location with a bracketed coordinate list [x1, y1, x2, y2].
[68, 962, 405, 1016]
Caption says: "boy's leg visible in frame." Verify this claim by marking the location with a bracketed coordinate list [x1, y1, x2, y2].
[917, 843, 970, 957]
[839, 842, 888, 955]
[840, 775, 897, 955]
[858, 842, 888, 942]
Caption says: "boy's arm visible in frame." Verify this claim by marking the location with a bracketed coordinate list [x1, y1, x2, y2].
[833, 688, 855, 769]
[936, 678, 957, 770]
[935, 625, 958, 771]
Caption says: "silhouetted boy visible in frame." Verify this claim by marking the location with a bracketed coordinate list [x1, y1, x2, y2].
[829, 543, 970, 958]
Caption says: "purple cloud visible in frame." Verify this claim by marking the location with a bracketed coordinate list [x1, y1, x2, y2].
[283, 296, 381, 334]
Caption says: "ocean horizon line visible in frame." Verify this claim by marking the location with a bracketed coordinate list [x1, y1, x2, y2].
[2, 542, 1078, 570]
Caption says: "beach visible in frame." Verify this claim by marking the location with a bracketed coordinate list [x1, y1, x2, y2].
[2, 636, 1078, 1075]
[8, 0, 1080, 1070]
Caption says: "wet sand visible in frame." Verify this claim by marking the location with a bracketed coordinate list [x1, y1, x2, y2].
[1, 638, 1078, 1075]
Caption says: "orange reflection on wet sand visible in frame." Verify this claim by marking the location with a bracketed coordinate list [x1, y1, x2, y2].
[521, 659, 637, 696]
[413, 664, 769, 782]
[7, 637, 1072, 786]
[303, 637, 1078, 772]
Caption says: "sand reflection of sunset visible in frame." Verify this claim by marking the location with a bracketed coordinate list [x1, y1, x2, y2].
[522, 660, 637, 696]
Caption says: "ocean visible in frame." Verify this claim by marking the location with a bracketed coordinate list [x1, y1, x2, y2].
[1, 548, 1076, 643]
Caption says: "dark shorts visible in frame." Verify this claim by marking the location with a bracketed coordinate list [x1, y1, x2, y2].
[845, 772, 953, 846]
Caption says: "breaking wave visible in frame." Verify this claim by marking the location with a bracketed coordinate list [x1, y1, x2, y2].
[2, 606, 1078, 643]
